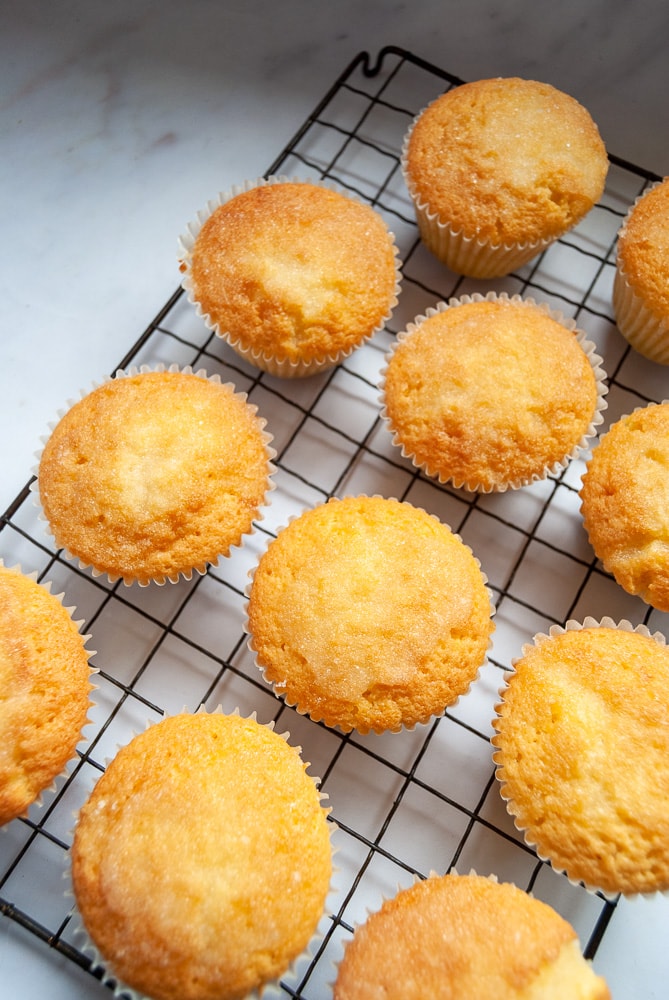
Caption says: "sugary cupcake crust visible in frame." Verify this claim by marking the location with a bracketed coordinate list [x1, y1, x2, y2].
[187, 181, 399, 367]
[493, 625, 669, 895]
[0, 565, 91, 825]
[382, 297, 603, 491]
[580, 402, 669, 611]
[71, 712, 332, 1000]
[334, 873, 610, 999]
[404, 77, 608, 246]
[247, 496, 494, 734]
[615, 178, 669, 320]
[37, 370, 273, 585]
[612, 179, 669, 363]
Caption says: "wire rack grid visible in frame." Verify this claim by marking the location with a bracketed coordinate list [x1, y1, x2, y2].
[1, 45, 667, 998]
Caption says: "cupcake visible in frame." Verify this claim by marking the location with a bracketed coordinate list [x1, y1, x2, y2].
[380, 293, 607, 492]
[0, 562, 93, 826]
[402, 77, 609, 278]
[178, 176, 401, 377]
[493, 619, 669, 896]
[580, 400, 669, 611]
[613, 177, 669, 364]
[246, 495, 494, 734]
[70, 710, 333, 1000]
[36, 366, 275, 586]
[333, 872, 610, 999]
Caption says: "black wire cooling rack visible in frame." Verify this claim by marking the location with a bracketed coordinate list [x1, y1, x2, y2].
[1, 45, 667, 999]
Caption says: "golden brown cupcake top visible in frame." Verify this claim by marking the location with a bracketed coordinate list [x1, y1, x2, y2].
[382, 296, 603, 492]
[37, 369, 273, 585]
[404, 77, 608, 245]
[580, 401, 669, 611]
[615, 177, 669, 319]
[0, 564, 92, 825]
[334, 873, 610, 1000]
[186, 181, 399, 367]
[247, 495, 494, 734]
[493, 624, 669, 895]
[71, 711, 332, 1000]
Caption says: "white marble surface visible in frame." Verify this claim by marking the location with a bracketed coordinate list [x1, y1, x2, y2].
[2, 1, 669, 997]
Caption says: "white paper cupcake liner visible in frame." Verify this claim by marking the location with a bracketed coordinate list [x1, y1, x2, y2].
[492, 617, 669, 899]
[379, 291, 609, 493]
[400, 118, 555, 278]
[243, 494, 496, 734]
[65, 706, 336, 1000]
[178, 174, 402, 378]
[31, 363, 277, 587]
[613, 262, 669, 365]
